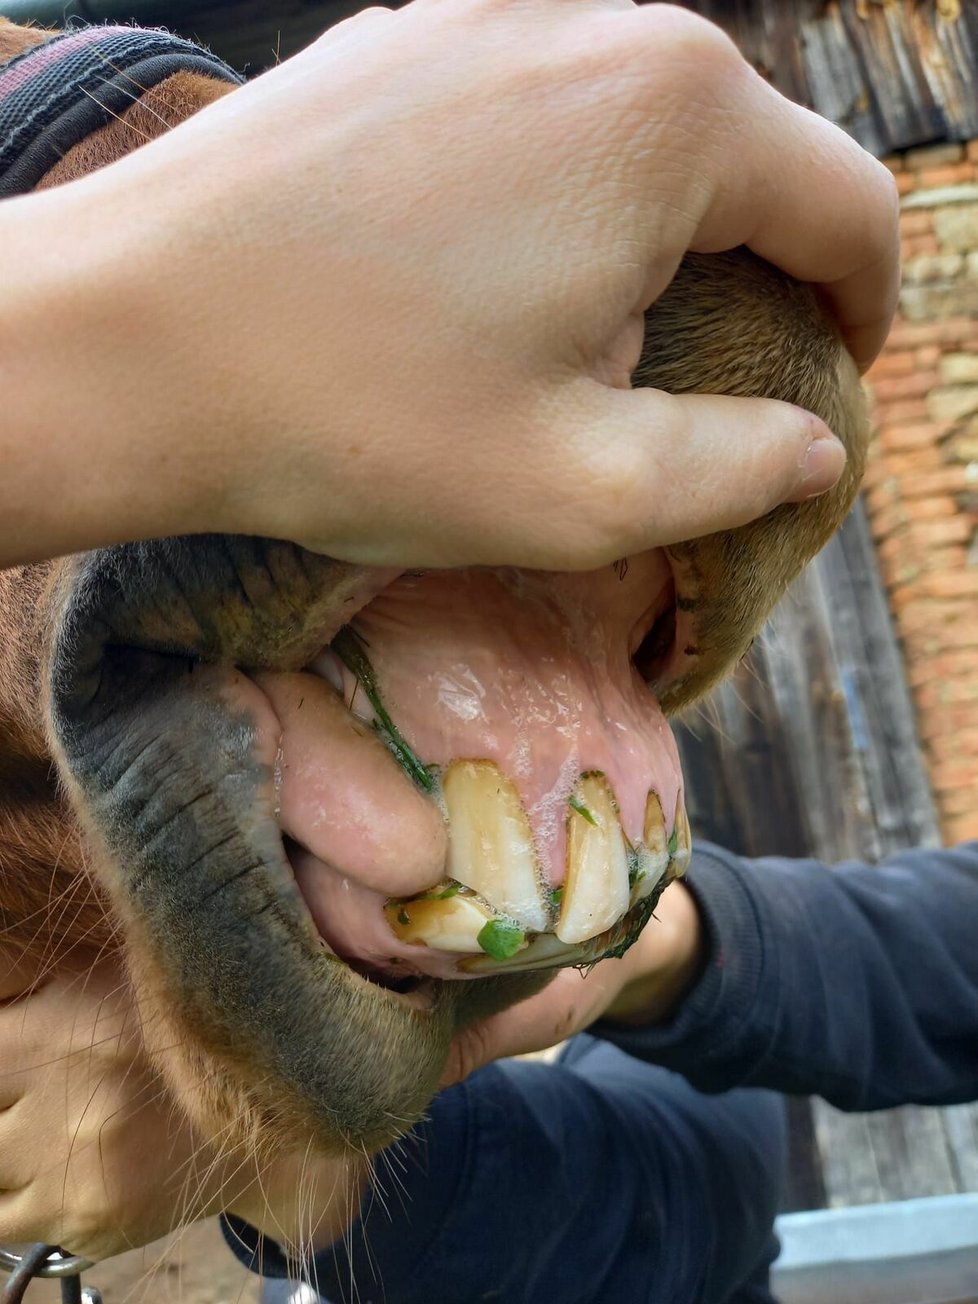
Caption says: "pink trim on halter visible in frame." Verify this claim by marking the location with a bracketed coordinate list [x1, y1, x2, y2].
[0, 25, 137, 103]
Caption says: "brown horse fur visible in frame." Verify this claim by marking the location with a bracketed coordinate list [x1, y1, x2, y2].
[0, 23, 237, 973]
[0, 18, 865, 1160]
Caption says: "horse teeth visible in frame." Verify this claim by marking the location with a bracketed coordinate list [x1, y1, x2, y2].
[384, 893, 494, 953]
[670, 793, 692, 876]
[556, 773, 630, 945]
[643, 791, 668, 862]
[629, 791, 671, 903]
[441, 760, 549, 932]
[384, 768, 688, 967]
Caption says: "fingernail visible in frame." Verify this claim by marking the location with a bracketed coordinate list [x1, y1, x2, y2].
[788, 430, 847, 502]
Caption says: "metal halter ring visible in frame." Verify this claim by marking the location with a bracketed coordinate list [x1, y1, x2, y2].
[0, 1248, 94, 1279]
[0, 1246, 99, 1304]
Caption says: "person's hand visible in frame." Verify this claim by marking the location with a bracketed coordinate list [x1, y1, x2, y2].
[0, 957, 363, 1261]
[2, 0, 899, 570]
[440, 881, 706, 1086]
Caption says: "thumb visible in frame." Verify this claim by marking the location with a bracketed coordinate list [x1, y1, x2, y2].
[560, 385, 847, 566]
[439, 971, 588, 1087]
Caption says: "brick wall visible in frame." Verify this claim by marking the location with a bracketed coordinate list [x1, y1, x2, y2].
[863, 142, 978, 843]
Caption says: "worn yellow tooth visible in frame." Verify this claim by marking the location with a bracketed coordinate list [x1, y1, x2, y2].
[557, 773, 631, 945]
[384, 893, 494, 953]
[442, 760, 549, 932]
[631, 791, 672, 902]
[643, 792, 668, 861]
[669, 794, 692, 876]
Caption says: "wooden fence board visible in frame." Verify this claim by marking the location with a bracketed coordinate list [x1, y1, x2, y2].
[685, 0, 978, 153]
[677, 502, 978, 1209]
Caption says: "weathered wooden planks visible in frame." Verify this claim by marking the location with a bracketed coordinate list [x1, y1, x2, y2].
[684, 0, 978, 153]
[677, 501, 978, 1210]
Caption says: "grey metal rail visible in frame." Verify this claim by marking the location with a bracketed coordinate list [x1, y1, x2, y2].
[773, 1195, 978, 1304]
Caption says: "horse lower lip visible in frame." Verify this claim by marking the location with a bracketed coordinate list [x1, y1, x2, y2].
[456, 892, 668, 976]
[362, 970, 436, 1009]
[346, 957, 435, 1007]
[288, 825, 681, 984]
[288, 842, 481, 982]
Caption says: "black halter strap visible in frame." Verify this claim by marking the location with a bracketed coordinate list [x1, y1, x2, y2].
[0, 23, 243, 198]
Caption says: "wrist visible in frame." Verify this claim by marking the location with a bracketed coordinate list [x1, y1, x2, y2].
[0, 182, 196, 560]
[603, 883, 707, 1026]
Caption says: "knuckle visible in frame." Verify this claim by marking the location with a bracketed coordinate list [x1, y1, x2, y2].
[875, 160, 902, 229]
[636, 5, 742, 78]
[539, 5, 741, 108]
[314, 5, 392, 47]
[339, 4, 393, 24]
[840, 136, 900, 232]
[571, 450, 651, 565]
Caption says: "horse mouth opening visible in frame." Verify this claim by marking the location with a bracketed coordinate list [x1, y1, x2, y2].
[253, 554, 689, 986]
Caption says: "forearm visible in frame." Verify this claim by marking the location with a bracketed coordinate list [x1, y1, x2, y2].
[0, 178, 237, 567]
[596, 842, 978, 1112]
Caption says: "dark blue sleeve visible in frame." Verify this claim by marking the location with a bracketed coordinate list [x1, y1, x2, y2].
[594, 841, 978, 1111]
[222, 1043, 785, 1304]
